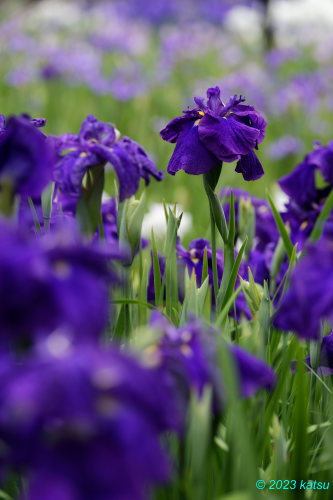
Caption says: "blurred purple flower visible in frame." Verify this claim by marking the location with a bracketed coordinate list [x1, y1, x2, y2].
[0, 115, 54, 197]
[267, 135, 303, 160]
[278, 142, 333, 249]
[273, 238, 333, 340]
[0, 221, 121, 350]
[147, 237, 250, 317]
[220, 187, 278, 251]
[0, 344, 179, 500]
[148, 313, 275, 415]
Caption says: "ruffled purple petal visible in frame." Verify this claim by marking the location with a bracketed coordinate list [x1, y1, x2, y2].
[0, 115, 55, 197]
[96, 144, 140, 202]
[160, 113, 200, 143]
[53, 151, 97, 196]
[198, 113, 260, 162]
[307, 143, 333, 185]
[167, 122, 218, 175]
[278, 161, 316, 207]
[206, 87, 224, 115]
[78, 114, 115, 145]
[119, 137, 164, 185]
[235, 151, 264, 181]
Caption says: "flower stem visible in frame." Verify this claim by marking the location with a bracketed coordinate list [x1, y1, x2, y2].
[209, 204, 218, 305]
[203, 163, 222, 306]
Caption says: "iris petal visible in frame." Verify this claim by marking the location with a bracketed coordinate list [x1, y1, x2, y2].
[235, 151, 264, 181]
[198, 113, 260, 162]
[167, 122, 218, 175]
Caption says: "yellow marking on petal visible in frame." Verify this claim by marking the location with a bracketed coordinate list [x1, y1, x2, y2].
[300, 220, 308, 230]
[195, 111, 205, 126]
[80, 152, 87, 158]
[180, 344, 193, 357]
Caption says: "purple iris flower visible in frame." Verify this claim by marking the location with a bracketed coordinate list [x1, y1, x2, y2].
[178, 238, 224, 288]
[148, 313, 275, 415]
[0, 115, 54, 197]
[147, 238, 250, 317]
[278, 142, 333, 249]
[0, 344, 180, 500]
[52, 114, 164, 203]
[273, 238, 333, 340]
[306, 141, 333, 186]
[160, 86, 266, 180]
[0, 221, 122, 350]
[291, 332, 333, 376]
[220, 187, 278, 251]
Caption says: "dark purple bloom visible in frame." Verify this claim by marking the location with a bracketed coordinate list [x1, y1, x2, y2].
[160, 86, 266, 180]
[306, 332, 333, 376]
[279, 161, 318, 209]
[147, 313, 275, 415]
[0, 221, 121, 350]
[0, 115, 54, 197]
[147, 237, 250, 317]
[0, 344, 179, 500]
[53, 114, 164, 202]
[273, 239, 333, 340]
[291, 332, 333, 376]
[220, 187, 278, 251]
[229, 344, 276, 397]
[177, 238, 224, 289]
[278, 143, 333, 249]
[307, 141, 333, 186]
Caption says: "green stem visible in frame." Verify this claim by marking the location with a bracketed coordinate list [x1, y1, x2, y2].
[203, 163, 223, 306]
[209, 204, 218, 305]
[0, 180, 15, 217]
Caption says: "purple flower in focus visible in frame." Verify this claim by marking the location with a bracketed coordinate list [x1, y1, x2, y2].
[0, 115, 54, 197]
[0, 344, 180, 500]
[160, 86, 266, 180]
[273, 238, 333, 340]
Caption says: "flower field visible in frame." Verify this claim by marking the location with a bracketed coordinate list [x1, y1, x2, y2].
[1, 1, 333, 499]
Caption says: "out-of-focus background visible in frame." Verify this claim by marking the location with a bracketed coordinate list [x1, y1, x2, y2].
[1, 0, 332, 242]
